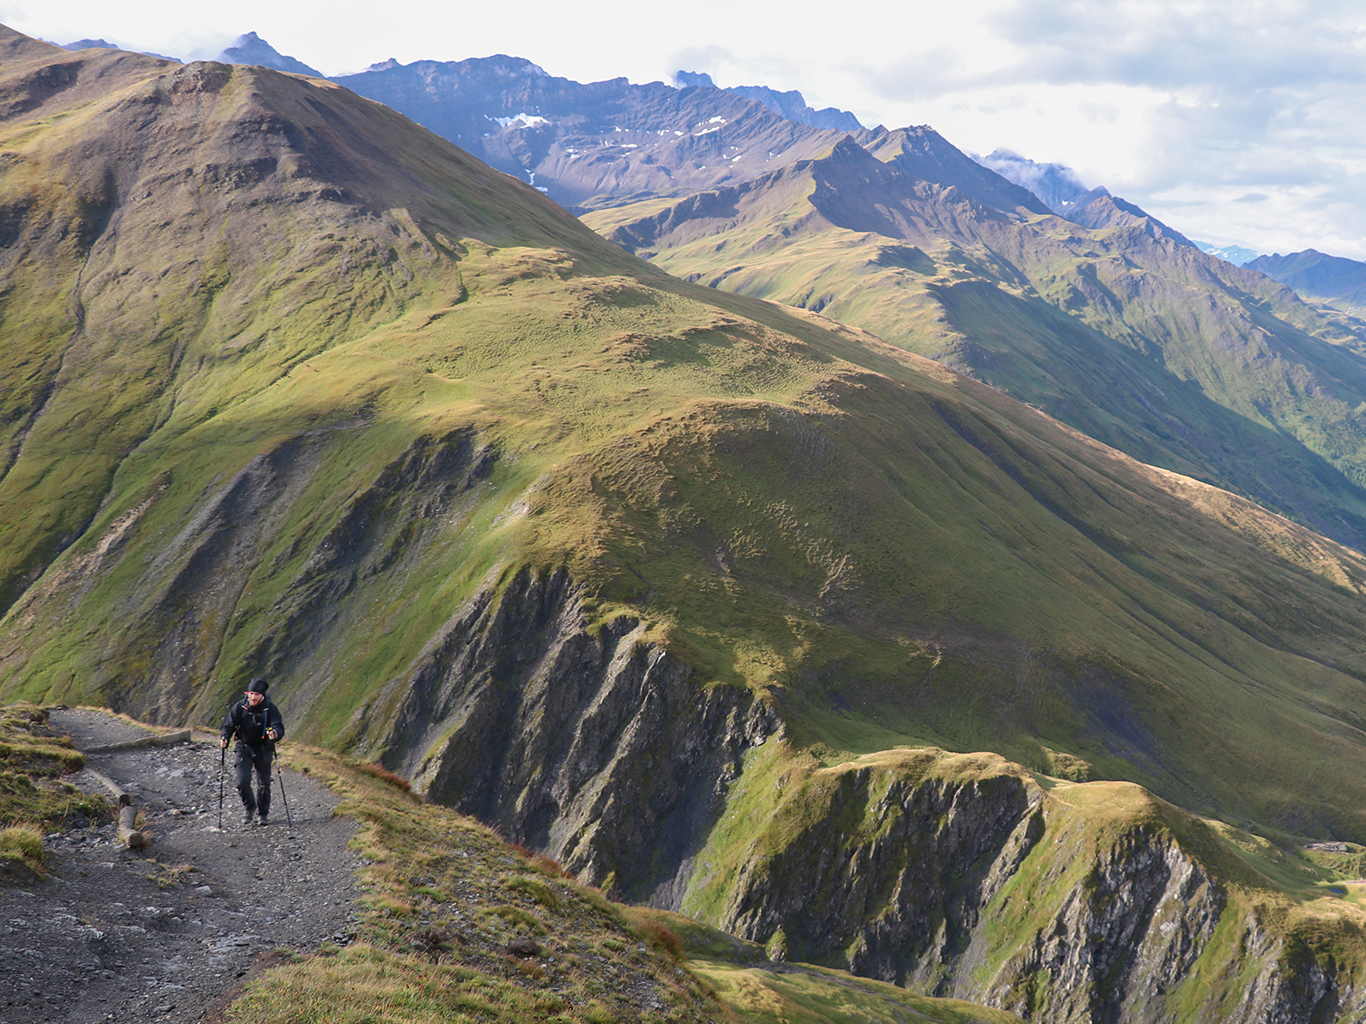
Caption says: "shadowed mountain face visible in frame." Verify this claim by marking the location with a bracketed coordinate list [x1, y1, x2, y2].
[14, 28, 1366, 1017]
[584, 138, 1366, 553]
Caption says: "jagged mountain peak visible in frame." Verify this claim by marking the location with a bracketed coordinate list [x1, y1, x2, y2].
[674, 69, 717, 89]
[867, 125, 1053, 217]
[215, 30, 323, 78]
[673, 69, 863, 132]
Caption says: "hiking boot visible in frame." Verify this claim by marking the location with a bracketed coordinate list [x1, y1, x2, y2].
[243, 811, 255, 825]
[258, 816, 269, 827]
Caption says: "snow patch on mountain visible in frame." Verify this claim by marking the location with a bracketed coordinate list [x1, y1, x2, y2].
[492, 113, 550, 128]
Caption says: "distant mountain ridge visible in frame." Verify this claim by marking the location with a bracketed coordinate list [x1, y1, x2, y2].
[327, 53, 1059, 219]
[1248, 249, 1366, 316]
[58, 37, 116, 51]
[330, 53, 856, 208]
[1196, 240, 1263, 266]
[673, 70, 864, 131]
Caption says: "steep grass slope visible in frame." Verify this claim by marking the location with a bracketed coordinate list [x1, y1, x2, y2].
[4, 18, 1366, 855]
[583, 139, 1366, 552]
[10, 29, 1366, 1018]
[681, 742, 1366, 1023]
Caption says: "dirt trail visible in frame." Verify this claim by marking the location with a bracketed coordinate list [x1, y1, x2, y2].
[1, 708, 360, 1024]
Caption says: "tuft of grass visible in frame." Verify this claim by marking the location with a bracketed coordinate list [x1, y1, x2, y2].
[358, 762, 415, 795]
[0, 823, 44, 875]
[503, 874, 561, 911]
[149, 861, 199, 889]
[0, 703, 106, 858]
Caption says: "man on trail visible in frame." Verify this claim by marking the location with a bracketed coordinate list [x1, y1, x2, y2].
[220, 678, 285, 826]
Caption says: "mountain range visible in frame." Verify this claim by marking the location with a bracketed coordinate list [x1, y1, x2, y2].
[12, 25, 1366, 1021]
[313, 38, 1366, 563]
[1248, 249, 1366, 318]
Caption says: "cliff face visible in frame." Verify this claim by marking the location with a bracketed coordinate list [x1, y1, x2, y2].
[678, 748, 1366, 1023]
[354, 565, 779, 904]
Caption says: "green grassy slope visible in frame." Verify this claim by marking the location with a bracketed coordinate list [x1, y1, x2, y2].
[582, 140, 1366, 552]
[7, 25, 1366, 872]
[678, 740, 1366, 1020]
[0, 705, 1021, 1024]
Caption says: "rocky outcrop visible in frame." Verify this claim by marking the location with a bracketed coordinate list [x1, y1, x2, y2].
[714, 762, 1044, 976]
[986, 825, 1223, 1022]
[360, 566, 779, 904]
[687, 752, 1366, 1023]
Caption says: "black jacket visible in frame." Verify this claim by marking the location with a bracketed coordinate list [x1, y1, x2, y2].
[221, 696, 285, 749]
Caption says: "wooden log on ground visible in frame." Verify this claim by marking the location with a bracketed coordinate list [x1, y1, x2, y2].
[117, 796, 146, 849]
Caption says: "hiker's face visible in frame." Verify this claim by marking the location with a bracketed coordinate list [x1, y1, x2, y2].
[245, 691, 265, 707]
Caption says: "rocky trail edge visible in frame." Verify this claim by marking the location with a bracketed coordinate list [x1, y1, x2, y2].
[1, 708, 361, 1024]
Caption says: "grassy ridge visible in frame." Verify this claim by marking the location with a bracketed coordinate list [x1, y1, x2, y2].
[674, 738, 1366, 1017]
[226, 741, 1025, 1024]
[582, 143, 1366, 551]
[8, 32, 1366, 889]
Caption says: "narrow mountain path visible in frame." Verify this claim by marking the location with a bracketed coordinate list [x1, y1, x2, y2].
[1, 708, 360, 1024]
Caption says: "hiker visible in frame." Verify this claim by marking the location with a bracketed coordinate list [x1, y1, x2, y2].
[220, 678, 285, 826]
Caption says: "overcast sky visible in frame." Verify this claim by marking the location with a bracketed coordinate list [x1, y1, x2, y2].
[8, 0, 1366, 259]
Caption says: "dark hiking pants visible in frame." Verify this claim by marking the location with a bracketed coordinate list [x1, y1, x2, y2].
[235, 743, 273, 818]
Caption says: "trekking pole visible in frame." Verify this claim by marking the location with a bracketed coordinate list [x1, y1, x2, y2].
[218, 744, 226, 830]
[273, 746, 293, 830]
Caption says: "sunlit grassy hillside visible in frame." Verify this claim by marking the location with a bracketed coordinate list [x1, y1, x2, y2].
[583, 140, 1366, 552]
[6, 25, 1366, 869]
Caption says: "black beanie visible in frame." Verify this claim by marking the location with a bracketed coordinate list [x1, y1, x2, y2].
[247, 678, 268, 694]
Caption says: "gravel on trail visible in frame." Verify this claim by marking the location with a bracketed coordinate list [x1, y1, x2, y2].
[1, 708, 362, 1024]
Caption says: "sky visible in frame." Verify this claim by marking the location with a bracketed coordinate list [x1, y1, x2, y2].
[8, 0, 1366, 259]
